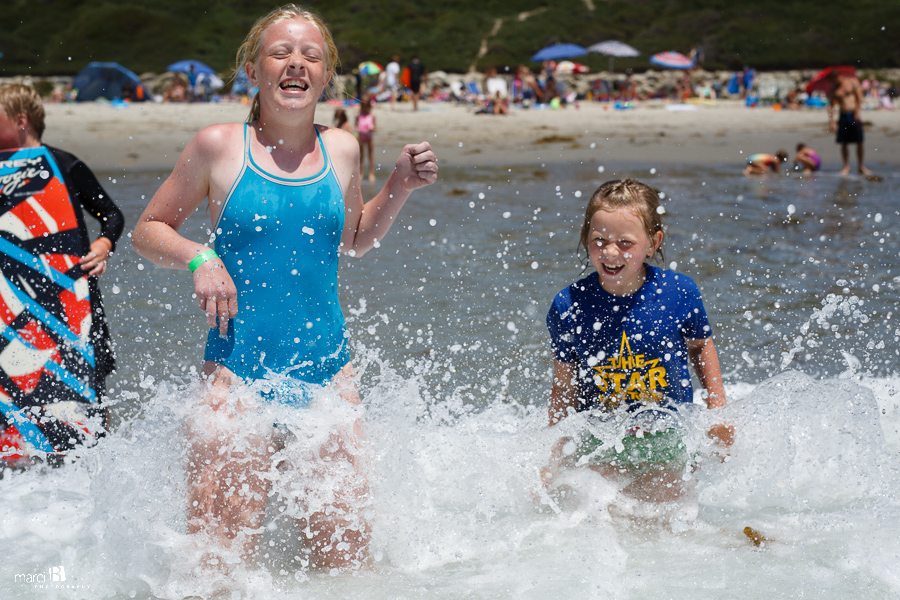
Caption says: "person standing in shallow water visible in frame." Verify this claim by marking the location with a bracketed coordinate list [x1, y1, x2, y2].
[0, 83, 124, 466]
[131, 4, 437, 572]
[828, 70, 871, 175]
[356, 93, 376, 181]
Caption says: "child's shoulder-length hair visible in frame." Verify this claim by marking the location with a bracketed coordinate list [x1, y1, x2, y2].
[579, 178, 666, 265]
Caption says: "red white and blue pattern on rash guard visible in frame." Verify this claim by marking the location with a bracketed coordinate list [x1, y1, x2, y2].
[0, 147, 100, 462]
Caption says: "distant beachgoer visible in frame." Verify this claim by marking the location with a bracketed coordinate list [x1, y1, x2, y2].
[541, 179, 732, 505]
[131, 5, 437, 573]
[164, 75, 187, 102]
[741, 66, 755, 99]
[522, 67, 541, 104]
[621, 72, 636, 101]
[476, 91, 508, 115]
[544, 77, 559, 106]
[0, 83, 124, 466]
[408, 55, 427, 111]
[356, 93, 376, 181]
[384, 55, 400, 110]
[828, 70, 871, 175]
[743, 150, 788, 175]
[677, 69, 693, 101]
[785, 88, 801, 110]
[333, 107, 352, 133]
[187, 65, 198, 102]
[793, 143, 821, 174]
[689, 44, 704, 66]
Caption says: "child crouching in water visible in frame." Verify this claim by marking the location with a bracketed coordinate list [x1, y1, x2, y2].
[543, 179, 733, 507]
[743, 150, 788, 175]
[793, 143, 821, 174]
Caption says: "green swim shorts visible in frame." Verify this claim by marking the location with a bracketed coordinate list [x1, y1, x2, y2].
[578, 428, 689, 473]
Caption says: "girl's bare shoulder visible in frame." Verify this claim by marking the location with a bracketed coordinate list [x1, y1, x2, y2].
[190, 123, 245, 158]
[319, 125, 359, 162]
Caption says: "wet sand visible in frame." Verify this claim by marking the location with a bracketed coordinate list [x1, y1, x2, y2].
[42, 100, 900, 173]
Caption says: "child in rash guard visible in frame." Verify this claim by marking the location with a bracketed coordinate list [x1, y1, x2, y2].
[542, 178, 733, 503]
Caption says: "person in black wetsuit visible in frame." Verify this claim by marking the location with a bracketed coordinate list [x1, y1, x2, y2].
[408, 55, 427, 112]
[0, 83, 124, 466]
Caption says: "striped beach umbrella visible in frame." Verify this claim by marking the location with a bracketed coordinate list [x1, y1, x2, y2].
[588, 40, 640, 72]
[588, 41, 640, 58]
[649, 51, 694, 70]
[357, 61, 383, 76]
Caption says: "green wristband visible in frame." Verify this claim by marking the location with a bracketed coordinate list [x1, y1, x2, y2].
[188, 249, 218, 273]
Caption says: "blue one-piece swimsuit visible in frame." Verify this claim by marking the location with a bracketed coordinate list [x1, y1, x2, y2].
[204, 124, 350, 386]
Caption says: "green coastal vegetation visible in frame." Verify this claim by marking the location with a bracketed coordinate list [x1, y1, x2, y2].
[2, 0, 898, 77]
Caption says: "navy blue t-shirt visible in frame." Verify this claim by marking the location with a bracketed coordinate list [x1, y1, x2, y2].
[547, 266, 712, 412]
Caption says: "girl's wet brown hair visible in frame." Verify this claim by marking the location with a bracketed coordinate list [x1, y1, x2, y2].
[579, 178, 665, 266]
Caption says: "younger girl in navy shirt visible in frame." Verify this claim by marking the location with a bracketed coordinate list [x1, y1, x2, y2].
[544, 178, 732, 502]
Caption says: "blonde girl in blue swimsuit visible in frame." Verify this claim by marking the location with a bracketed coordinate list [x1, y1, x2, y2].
[132, 4, 437, 572]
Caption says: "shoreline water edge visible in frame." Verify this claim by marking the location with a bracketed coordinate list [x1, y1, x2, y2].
[29, 100, 900, 173]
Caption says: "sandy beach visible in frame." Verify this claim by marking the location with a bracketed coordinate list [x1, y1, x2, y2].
[42, 99, 900, 173]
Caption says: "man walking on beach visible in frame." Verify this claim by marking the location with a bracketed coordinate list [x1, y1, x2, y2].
[828, 70, 871, 175]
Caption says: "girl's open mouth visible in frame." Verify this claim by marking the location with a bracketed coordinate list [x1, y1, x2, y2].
[602, 263, 624, 276]
[280, 79, 309, 91]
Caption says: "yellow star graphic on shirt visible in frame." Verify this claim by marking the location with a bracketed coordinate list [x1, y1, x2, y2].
[592, 331, 669, 409]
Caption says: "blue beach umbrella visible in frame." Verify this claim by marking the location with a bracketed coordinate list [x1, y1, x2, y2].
[649, 51, 694, 70]
[166, 60, 216, 75]
[531, 43, 588, 63]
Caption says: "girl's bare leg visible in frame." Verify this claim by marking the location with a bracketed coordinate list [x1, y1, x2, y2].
[305, 363, 371, 570]
[366, 141, 375, 181]
[185, 362, 271, 568]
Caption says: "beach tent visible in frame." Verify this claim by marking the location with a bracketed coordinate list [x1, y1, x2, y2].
[71, 62, 146, 102]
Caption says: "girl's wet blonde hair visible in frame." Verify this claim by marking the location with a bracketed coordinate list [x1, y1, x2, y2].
[579, 178, 666, 266]
[235, 4, 341, 123]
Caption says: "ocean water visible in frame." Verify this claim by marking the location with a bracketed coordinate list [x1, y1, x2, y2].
[3, 159, 900, 599]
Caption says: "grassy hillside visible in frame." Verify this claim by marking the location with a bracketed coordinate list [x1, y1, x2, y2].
[2, 0, 898, 77]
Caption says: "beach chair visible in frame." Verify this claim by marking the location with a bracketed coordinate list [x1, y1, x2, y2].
[449, 80, 468, 103]
[466, 80, 483, 101]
